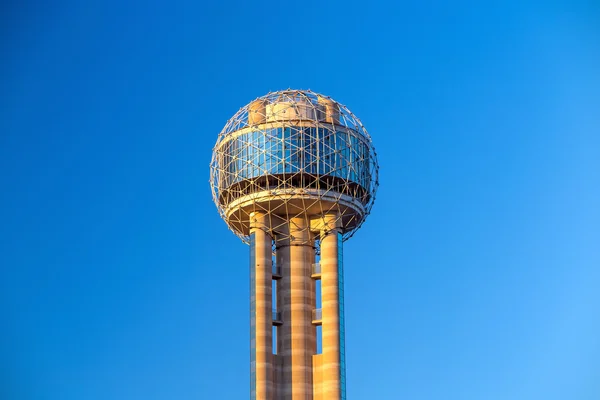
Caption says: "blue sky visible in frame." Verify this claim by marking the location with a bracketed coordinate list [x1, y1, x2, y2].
[1, 1, 599, 399]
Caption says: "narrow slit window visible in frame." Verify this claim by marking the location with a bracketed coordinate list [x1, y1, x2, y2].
[316, 325, 322, 355]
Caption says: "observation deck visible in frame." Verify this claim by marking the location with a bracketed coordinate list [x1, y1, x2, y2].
[209, 90, 379, 243]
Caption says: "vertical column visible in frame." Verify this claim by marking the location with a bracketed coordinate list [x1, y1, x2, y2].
[320, 213, 342, 399]
[250, 212, 273, 400]
[284, 216, 315, 400]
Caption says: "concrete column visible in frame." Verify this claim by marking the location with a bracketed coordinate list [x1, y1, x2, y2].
[279, 217, 315, 400]
[250, 212, 274, 400]
[320, 213, 341, 399]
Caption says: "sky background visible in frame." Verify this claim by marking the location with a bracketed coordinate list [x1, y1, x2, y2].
[1, 1, 599, 399]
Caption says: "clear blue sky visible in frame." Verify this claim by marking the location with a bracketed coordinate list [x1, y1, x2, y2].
[1, 1, 599, 399]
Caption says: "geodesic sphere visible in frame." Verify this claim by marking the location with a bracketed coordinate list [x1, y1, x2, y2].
[209, 90, 378, 243]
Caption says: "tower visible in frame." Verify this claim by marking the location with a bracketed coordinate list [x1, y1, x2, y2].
[210, 90, 378, 400]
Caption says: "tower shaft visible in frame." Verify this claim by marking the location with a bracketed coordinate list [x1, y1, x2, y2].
[249, 212, 344, 400]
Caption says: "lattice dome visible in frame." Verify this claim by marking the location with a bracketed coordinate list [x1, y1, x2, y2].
[210, 89, 379, 243]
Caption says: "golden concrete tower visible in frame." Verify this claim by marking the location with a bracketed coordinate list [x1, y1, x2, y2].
[210, 90, 378, 400]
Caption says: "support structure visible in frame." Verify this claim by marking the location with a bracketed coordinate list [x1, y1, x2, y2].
[249, 212, 345, 400]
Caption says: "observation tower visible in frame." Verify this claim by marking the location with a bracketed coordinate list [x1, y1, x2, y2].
[210, 89, 378, 400]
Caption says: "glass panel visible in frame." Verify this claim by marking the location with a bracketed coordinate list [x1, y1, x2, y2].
[220, 127, 370, 194]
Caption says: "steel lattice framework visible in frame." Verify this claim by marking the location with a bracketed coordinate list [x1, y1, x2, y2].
[210, 89, 379, 243]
